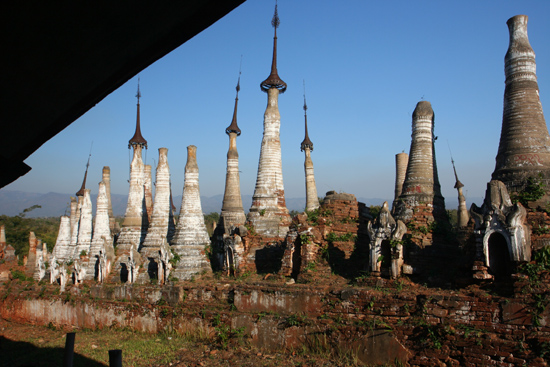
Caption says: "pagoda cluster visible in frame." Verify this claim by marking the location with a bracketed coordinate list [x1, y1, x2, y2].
[13, 12, 543, 287]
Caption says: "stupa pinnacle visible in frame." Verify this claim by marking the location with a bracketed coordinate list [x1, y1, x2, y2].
[248, 2, 290, 237]
[128, 79, 148, 149]
[492, 15, 550, 192]
[260, 1, 286, 93]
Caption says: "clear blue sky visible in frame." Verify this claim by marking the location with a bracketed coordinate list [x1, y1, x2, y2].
[5, 0, 550, 209]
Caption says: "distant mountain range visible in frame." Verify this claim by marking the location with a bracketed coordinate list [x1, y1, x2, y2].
[0, 190, 399, 218]
[0, 189, 479, 218]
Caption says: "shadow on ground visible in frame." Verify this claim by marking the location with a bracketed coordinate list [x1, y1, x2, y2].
[0, 336, 105, 367]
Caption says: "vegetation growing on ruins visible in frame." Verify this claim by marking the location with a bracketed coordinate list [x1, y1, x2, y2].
[511, 174, 546, 206]
[0, 206, 59, 257]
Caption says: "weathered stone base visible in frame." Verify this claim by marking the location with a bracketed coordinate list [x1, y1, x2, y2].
[171, 244, 211, 280]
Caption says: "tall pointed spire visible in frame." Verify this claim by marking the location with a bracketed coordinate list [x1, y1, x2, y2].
[300, 81, 313, 151]
[248, 2, 290, 238]
[226, 62, 242, 135]
[300, 81, 319, 212]
[260, 1, 286, 93]
[220, 69, 247, 233]
[129, 78, 148, 149]
[76, 148, 92, 197]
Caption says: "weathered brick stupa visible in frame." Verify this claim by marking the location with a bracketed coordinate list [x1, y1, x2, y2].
[115, 82, 148, 276]
[392, 152, 408, 212]
[247, 3, 291, 237]
[394, 101, 446, 224]
[301, 86, 319, 212]
[170, 145, 211, 280]
[218, 74, 246, 234]
[139, 148, 176, 277]
[492, 15, 550, 193]
[86, 180, 114, 279]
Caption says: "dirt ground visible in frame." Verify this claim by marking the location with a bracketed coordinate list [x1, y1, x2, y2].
[0, 318, 361, 367]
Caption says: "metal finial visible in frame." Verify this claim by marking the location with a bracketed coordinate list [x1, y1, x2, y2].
[447, 141, 464, 189]
[271, 1, 280, 29]
[301, 81, 313, 152]
[129, 78, 148, 149]
[76, 142, 93, 197]
[260, 1, 286, 93]
[136, 77, 141, 102]
[236, 55, 242, 94]
[303, 80, 308, 113]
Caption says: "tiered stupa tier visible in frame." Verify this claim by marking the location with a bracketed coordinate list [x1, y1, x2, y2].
[247, 3, 290, 237]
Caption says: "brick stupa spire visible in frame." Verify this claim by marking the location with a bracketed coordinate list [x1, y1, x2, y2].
[219, 71, 246, 233]
[394, 101, 446, 224]
[492, 15, 550, 193]
[248, 2, 291, 237]
[301, 82, 319, 212]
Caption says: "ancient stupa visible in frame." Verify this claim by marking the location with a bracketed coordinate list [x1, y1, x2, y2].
[451, 158, 469, 228]
[492, 15, 550, 193]
[247, 2, 291, 238]
[115, 81, 148, 274]
[171, 145, 211, 279]
[52, 216, 71, 262]
[101, 166, 118, 234]
[301, 84, 319, 212]
[392, 152, 408, 212]
[394, 101, 446, 224]
[86, 180, 114, 279]
[74, 188, 93, 258]
[140, 148, 176, 266]
[219, 73, 246, 234]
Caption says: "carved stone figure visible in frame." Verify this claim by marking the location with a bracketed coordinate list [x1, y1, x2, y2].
[367, 201, 407, 278]
[36, 255, 46, 282]
[73, 260, 86, 285]
[59, 265, 67, 293]
[49, 256, 59, 284]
